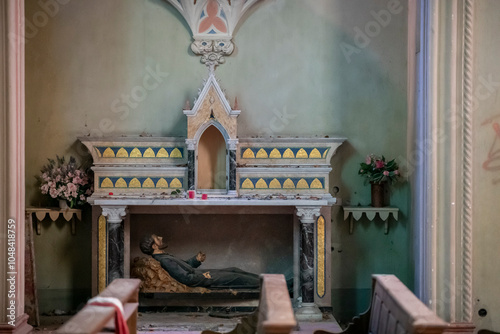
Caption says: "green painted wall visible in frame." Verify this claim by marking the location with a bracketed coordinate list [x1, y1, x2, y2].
[25, 0, 410, 321]
[472, 0, 500, 329]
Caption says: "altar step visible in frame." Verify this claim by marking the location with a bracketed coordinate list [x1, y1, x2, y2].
[139, 290, 261, 308]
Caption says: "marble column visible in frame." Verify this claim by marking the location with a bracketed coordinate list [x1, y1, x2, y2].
[186, 139, 196, 190]
[295, 206, 322, 321]
[227, 139, 238, 195]
[101, 206, 127, 285]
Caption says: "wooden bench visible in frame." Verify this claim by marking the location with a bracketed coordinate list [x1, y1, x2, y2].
[315, 275, 448, 334]
[56, 278, 141, 334]
[202, 274, 297, 334]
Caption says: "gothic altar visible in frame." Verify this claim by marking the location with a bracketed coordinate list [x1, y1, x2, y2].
[81, 72, 344, 318]
[80, 0, 346, 320]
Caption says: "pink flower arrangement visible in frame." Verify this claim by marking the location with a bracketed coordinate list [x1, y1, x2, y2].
[38, 156, 93, 208]
[358, 154, 401, 184]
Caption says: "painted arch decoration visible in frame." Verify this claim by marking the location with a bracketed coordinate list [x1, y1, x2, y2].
[164, 0, 262, 70]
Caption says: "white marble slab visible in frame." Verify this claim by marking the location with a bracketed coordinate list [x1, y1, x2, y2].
[89, 196, 337, 207]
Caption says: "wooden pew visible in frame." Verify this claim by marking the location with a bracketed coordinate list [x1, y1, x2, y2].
[315, 275, 448, 334]
[56, 278, 141, 334]
[202, 274, 297, 334]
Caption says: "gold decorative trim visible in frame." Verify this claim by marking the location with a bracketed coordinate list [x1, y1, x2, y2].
[310, 148, 321, 158]
[255, 178, 268, 188]
[317, 215, 325, 298]
[143, 177, 155, 188]
[256, 148, 268, 158]
[241, 147, 330, 159]
[269, 148, 281, 158]
[311, 178, 323, 189]
[283, 178, 295, 189]
[269, 178, 281, 188]
[115, 178, 127, 188]
[283, 148, 295, 158]
[116, 147, 128, 157]
[103, 147, 115, 157]
[101, 177, 113, 188]
[97, 146, 184, 159]
[99, 176, 187, 189]
[242, 178, 254, 189]
[130, 148, 142, 157]
[98, 215, 107, 292]
[170, 148, 182, 158]
[239, 177, 325, 190]
[156, 178, 169, 188]
[243, 148, 255, 159]
[157, 148, 169, 157]
[296, 178, 309, 189]
[129, 178, 141, 188]
[170, 178, 182, 188]
[143, 148, 155, 157]
[296, 148, 308, 158]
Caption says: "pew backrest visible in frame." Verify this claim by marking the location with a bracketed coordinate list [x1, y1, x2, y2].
[257, 274, 297, 334]
[56, 278, 141, 334]
[201, 274, 296, 334]
[369, 275, 448, 334]
[315, 275, 448, 334]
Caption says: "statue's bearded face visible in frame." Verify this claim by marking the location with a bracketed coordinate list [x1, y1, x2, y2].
[152, 234, 168, 250]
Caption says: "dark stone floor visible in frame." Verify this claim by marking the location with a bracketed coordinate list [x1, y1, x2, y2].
[33, 311, 342, 333]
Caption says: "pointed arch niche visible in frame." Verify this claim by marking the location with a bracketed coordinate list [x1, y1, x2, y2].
[196, 122, 228, 192]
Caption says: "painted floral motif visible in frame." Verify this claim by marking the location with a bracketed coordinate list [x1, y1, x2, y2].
[198, 0, 228, 34]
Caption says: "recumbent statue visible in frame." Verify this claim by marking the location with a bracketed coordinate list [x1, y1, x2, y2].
[139, 234, 261, 289]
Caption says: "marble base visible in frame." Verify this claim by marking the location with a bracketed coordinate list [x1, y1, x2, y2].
[0, 314, 33, 334]
[295, 302, 323, 321]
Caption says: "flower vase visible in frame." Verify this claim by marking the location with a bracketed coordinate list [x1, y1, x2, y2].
[59, 199, 69, 210]
[371, 182, 387, 207]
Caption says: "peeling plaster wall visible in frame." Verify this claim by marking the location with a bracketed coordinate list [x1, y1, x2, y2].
[25, 0, 409, 321]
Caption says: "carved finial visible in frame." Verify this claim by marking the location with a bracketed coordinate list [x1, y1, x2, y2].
[233, 97, 239, 110]
[184, 99, 191, 110]
[209, 62, 216, 73]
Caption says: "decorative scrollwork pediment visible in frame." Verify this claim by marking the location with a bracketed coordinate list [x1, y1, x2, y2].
[165, 0, 261, 70]
[191, 39, 235, 71]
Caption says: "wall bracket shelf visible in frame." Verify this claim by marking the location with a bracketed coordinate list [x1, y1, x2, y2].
[343, 206, 399, 234]
[26, 207, 82, 235]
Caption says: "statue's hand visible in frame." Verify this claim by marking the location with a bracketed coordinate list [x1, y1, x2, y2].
[202, 271, 211, 279]
[197, 251, 206, 262]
